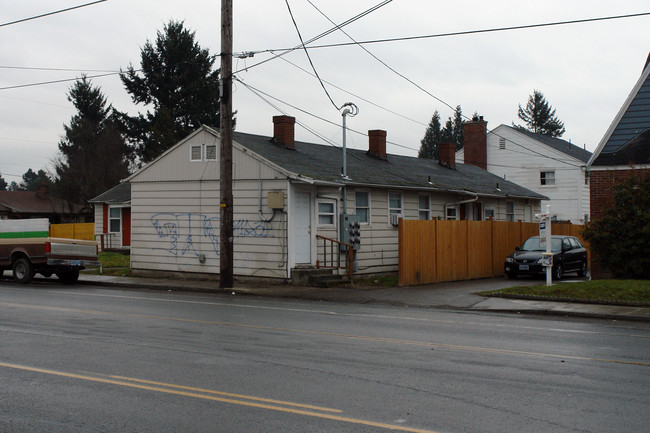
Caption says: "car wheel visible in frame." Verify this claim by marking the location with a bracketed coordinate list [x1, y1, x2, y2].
[553, 263, 563, 281]
[57, 270, 80, 284]
[13, 258, 34, 284]
[577, 260, 587, 277]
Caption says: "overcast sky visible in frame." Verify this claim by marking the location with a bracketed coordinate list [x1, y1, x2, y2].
[1, 0, 649, 184]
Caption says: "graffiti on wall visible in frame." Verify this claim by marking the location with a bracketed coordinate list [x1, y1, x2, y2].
[150, 212, 272, 257]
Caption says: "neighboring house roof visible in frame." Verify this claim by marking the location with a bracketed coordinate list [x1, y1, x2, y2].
[0, 190, 84, 215]
[499, 125, 592, 163]
[230, 130, 546, 200]
[588, 53, 650, 167]
[89, 182, 131, 204]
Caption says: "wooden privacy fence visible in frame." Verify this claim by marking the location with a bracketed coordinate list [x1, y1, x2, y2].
[50, 223, 95, 241]
[398, 219, 588, 286]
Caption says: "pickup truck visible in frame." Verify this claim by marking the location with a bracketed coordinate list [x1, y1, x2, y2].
[0, 219, 100, 284]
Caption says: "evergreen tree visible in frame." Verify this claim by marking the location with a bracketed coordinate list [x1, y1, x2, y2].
[451, 105, 464, 151]
[119, 20, 225, 163]
[54, 76, 132, 205]
[418, 111, 443, 159]
[419, 106, 464, 159]
[0, 173, 7, 191]
[21, 168, 52, 192]
[515, 90, 566, 137]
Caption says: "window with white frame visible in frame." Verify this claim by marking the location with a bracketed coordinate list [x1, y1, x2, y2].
[445, 205, 458, 220]
[355, 191, 370, 224]
[506, 201, 515, 222]
[388, 192, 402, 216]
[205, 144, 217, 160]
[190, 145, 202, 161]
[540, 170, 556, 186]
[484, 209, 495, 220]
[317, 200, 336, 226]
[418, 194, 430, 220]
[109, 207, 121, 233]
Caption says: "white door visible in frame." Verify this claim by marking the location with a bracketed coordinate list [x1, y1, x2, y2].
[294, 192, 311, 264]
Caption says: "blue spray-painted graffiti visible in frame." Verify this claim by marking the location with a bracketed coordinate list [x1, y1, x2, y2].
[151, 213, 272, 257]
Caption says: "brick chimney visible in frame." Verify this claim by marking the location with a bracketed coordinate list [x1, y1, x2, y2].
[272, 115, 296, 149]
[367, 130, 387, 160]
[463, 116, 487, 170]
[438, 142, 456, 169]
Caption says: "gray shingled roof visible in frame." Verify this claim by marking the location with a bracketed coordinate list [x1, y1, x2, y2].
[232, 131, 546, 200]
[503, 126, 592, 163]
[89, 182, 131, 204]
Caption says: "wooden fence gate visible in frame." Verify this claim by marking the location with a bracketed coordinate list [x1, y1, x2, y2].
[398, 219, 588, 286]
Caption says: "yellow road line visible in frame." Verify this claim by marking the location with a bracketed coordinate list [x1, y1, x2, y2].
[0, 362, 440, 433]
[107, 375, 341, 412]
[2, 301, 649, 367]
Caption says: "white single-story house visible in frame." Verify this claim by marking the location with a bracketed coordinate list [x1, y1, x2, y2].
[105, 115, 546, 280]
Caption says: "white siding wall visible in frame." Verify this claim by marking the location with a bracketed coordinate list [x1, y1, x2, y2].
[458, 125, 589, 223]
[315, 186, 538, 275]
[129, 128, 290, 278]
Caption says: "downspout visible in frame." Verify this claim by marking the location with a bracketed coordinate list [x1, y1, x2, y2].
[445, 194, 479, 219]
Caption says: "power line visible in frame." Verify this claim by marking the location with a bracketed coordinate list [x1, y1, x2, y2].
[306, 0, 456, 113]
[238, 78, 428, 186]
[238, 78, 586, 171]
[265, 11, 650, 52]
[0, 65, 119, 73]
[0, 71, 122, 91]
[284, 0, 338, 110]
[275, 56, 427, 127]
[232, 0, 392, 74]
[0, 0, 108, 28]
[235, 78, 419, 153]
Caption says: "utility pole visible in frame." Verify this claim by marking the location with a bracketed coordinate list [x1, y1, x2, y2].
[219, 0, 233, 288]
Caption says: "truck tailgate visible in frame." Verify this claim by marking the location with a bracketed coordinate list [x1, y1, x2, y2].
[49, 237, 98, 258]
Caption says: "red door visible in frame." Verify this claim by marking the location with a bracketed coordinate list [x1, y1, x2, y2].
[122, 208, 131, 247]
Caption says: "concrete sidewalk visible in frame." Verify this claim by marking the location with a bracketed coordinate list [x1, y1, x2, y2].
[77, 274, 650, 322]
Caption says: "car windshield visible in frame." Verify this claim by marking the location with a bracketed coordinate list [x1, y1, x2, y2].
[520, 237, 562, 252]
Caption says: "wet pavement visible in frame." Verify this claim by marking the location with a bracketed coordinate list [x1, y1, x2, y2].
[76, 273, 650, 322]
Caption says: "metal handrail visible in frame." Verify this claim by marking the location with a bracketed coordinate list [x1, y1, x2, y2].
[315, 234, 355, 281]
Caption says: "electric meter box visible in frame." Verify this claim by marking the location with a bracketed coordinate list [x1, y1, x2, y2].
[267, 191, 285, 209]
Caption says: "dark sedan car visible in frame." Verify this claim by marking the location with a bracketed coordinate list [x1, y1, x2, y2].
[504, 235, 588, 280]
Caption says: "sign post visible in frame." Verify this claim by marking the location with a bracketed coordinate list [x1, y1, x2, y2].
[537, 205, 552, 286]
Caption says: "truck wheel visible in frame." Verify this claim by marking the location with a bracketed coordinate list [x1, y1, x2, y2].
[13, 258, 34, 284]
[57, 270, 80, 284]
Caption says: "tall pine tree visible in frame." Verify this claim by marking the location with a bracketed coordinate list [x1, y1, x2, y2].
[55, 76, 132, 205]
[119, 20, 225, 163]
[418, 111, 443, 159]
[419, 106, 464, 159]
[515, 90, 565, 137]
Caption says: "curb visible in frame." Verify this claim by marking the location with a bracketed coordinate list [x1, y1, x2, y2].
[77, 277, 650, 323]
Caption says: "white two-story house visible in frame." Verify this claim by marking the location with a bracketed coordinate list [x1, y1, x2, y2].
[458, 124, 591, 223]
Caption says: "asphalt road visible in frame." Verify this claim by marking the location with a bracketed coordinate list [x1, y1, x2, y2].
[1, 281, 649, 433]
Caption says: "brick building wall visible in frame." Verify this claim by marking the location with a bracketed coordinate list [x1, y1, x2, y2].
[590, 168, 650, 220]
[589, 167, 650, 278]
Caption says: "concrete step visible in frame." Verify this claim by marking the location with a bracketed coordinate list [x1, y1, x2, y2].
[291, 267, 346, 287]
